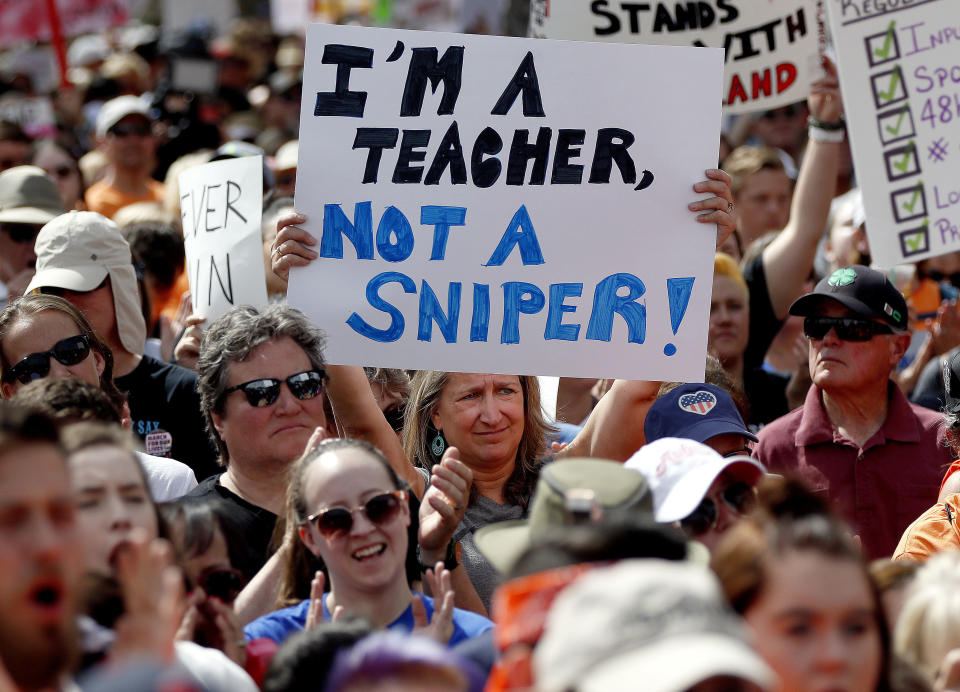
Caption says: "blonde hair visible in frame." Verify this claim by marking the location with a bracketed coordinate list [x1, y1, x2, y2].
[722, 146, 787, 197]
[714, 252, 748, 300]
[894, 551, 960, 682]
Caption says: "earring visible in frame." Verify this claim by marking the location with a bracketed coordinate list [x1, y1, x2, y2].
[431, 431, 446, 457]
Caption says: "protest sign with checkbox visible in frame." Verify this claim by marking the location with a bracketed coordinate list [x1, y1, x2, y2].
[890, 182, 927, 223]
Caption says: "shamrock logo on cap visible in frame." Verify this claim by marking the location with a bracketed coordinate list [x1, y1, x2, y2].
[828, 268, 856, 287]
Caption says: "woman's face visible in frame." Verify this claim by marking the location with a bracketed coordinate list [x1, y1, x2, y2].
[0, 310, 105, 398]
[299, 449, 409, 595]
[69, 444, 158, 576]
[744, 549, 882, 692]
[709, 275, 750, 366]
[32, 146, 82, 211]
[430, 373, 525, 472]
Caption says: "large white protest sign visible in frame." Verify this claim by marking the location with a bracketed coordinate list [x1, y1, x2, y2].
[529, 0, 820, 115]
[178, 156, 268, 322]
[289, 24, 722, 381]
[826, 0, 960, 266]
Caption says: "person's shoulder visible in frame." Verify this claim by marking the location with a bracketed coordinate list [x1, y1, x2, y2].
[186, 473, 221, 498]
[756, 405, 805, 441]
[136, 451, 198, 500]
[893, 498, 960, 562]
[908, 400, 947, 428]
[139, 354, 198, 385]
[173, 640, 258, 692]
[243, 600, 310, 644]
[449, 605, 494, 645]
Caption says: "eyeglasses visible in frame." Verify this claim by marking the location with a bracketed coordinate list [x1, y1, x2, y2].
[680, 481, 756, 537]
[304, 490, 407, 539]
[38, 276, 109, 297]
[0, 222, 42, 244]
[223, 369, 324, 408]
[196, 566, 245, 604]
[382, 404, 405, 433]
[803, 316, 894, 342]
[109, 122, 151, 137]
[6, 334, 91, 384]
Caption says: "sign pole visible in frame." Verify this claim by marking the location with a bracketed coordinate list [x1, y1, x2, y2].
[44, 0, 71, 89]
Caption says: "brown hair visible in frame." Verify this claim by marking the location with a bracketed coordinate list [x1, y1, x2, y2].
[722, 145, 787, 198]
[276, 438, 404, 609]
[402, 371, 554, 508]
[0, 294, 124, 411]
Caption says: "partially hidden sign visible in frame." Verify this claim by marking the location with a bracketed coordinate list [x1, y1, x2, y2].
[288, 23, 722, 381]
[178, 156, 268, 322]
[529, 0, 820, 114]
[826, 0, 960, 266]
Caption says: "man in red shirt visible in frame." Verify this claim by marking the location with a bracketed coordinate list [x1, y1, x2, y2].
[755, 265, 951, 558]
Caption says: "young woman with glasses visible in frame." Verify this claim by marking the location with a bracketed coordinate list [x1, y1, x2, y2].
[243, 437, 493, 647]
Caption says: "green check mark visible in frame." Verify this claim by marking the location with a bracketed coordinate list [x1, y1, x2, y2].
[878, 68, 902, 103]
[874, 21, 897, 60]
[885, 110, 907, 136]
[902, 183, 923, 213]
[893, 143, 915, 173]
[903, 231, 925, 252]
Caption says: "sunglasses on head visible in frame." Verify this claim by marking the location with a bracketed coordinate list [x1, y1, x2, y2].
[224, 369, 324, 407]
[6, 334, 91, 384]
[109, 122, 151, 137]
[680, 481, 756, 537]
[304, 490, 406, 539]
[0, 222, 42, 244]
[803, 316, 894, 342]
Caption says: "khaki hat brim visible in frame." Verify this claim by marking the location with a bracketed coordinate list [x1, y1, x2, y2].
[0, 206, 61, 225]
[25, 265, 108, 295]
[474, 521, 531, 577]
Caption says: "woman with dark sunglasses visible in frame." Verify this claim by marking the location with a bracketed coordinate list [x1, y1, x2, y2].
[243, 437, 493, 647]
[0, 294, 122, 409]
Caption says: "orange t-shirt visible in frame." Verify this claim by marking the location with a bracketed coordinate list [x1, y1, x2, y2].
[84, 179, 165, 220]
[893, 493, 960, 562]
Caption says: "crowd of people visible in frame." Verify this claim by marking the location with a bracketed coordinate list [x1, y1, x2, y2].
[5, 6, 960, 692]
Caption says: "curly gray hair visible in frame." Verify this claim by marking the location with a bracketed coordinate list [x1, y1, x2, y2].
[197, 304, 326, 465]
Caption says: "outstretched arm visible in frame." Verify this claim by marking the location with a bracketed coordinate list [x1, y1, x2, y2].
[558, 379, 660, 461]
[762, 58, 844, 319]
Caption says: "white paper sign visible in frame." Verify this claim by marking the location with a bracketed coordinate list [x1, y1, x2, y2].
[178, 156, 268, 322]
[289, 23, 722, 381]
[529, 0, 820, 115]
[826, 0, 960, 266]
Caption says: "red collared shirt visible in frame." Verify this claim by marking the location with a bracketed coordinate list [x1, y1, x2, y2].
[755, 383, 952, 559]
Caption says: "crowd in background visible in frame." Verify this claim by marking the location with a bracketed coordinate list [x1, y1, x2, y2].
[4, 3, 960, 692]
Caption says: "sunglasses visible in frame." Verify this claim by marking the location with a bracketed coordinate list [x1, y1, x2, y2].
[803, 316, 894, 342]
[305, 490, 406, 539]
[196, 566, 245, 604]
[0, 222, 42, 244]
[109, 122, 151, 137]
[680, 481, 756, 537]
[6, 334, 91, 384]
[224, 369, 324, 407]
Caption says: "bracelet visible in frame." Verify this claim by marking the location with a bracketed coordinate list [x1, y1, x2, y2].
[807, 115, 845, 131]
[808, 125, 845, 143]
[417, 541, 459, 572]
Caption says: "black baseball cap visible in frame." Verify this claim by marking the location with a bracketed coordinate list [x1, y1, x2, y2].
[789, 265, 908, 333]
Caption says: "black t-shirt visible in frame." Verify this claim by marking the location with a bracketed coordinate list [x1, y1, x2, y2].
[743, 255, 784, 372]
[911, 347, 955, 412]
[186, 475, 279, 581]
[115, 354, 219, 480]
[743, 366, 790, 428]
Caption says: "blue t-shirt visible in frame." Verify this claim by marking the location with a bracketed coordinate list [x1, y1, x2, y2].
[244, 593, 493, 647]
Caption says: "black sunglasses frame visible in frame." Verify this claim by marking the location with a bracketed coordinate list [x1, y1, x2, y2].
[304, 490, 407, 539]
[223, 369, 325, 408]
[6, 334, 92, 384]
[803, 316, 895, 342]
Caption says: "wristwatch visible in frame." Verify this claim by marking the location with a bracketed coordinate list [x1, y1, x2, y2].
[417, 541, 460, 572]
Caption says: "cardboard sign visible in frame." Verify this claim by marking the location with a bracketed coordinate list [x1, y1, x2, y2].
[826, 0, 960, 266]
[288, 23, 722, 381]
[178, 156, 268, 322]
[0, 0, 128, 47]
[529, 0, 820, 114]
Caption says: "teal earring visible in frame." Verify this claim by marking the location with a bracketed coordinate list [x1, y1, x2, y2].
[431, 431, 446, 457]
